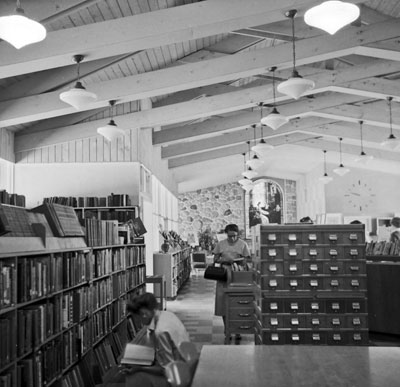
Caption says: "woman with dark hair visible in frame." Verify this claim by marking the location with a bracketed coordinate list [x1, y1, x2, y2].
[390, 217, 400, 243]
[122, 292, 190, 387]
[212, 224, 251, 340]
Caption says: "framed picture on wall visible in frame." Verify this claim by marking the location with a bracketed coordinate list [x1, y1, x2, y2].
[244, 179, 284, 237]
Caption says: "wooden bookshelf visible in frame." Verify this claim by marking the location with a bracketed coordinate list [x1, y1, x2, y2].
[0, 238, 146, 387]
[74, 206, 138, 226]
[153, 247, 191, 298]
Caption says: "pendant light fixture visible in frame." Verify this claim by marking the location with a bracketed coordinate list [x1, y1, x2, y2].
[261, 69, 289, 130]
[238, 152, 254, 188]
[252, 113, 274, 153]
[304, 1, 360, 35]
[0, 0, 47, 49]
[381, 97, 400, 150]
[97, 100, 125, 142]
[319, 150, 333, 184]
[246, 125, 264, 170]
[242, 141, 259, 179]
[354, 120, 373, 164]
[333, 137, 350, 176]
[277, 10, 315, 100]
[59, 55, 98, 110]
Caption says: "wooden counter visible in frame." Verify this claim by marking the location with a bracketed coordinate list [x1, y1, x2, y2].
[192, 345, 400, 387]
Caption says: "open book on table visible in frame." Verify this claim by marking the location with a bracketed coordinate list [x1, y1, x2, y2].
[121, 343, 155, 366]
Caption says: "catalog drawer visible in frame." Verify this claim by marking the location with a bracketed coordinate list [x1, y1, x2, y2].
[344, 260, 366, 275]
[261, 314, 285, 329]
[325, 299, 346, 313]
[323, 261, 344, 275]
[345, 299, 367, 313]
[260, 276, 284, 291]
[284, 246, 302, 259]
[347, 330, 369, 345]
[260, 330, 285, 345]
[283, 299, 306, 313]
[228, 320, 254, 333]
[304, 300, 326, 314]
[283, 277, 304, 292]
[302, 231, 324, 245]
[260, 246, 284, 260]
[305, 314, 327, 328]
[259, 299, 284, 313]
[302, 261, 323, 275]
[283, 315, 307, 329]
[303, 276, 324, 291]
[346, 314, 368, 329]
[324, 247, 344, 260]
[283, 261, 302, 275]
[260, 260, 284, 275]
[343, 246, 364, 259]
[326, 315, 346, 328]
[228, 295, 254, 308]
[228, 307, 254, 320]
[302, 247, 324, 260]
[284, 330, 307, 345]
[304, 331, 327, 345]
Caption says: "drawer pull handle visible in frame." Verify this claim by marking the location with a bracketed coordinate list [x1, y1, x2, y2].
[351, 280, 360, 287]
[309, 249, 318, 256]
[332, 318, 341, 325]
[290, 303, 299, 311]
[353, 334, 362, 341]
[311, 303, 319, 311]
[329, 249, 338, 257]
[308, 234, 317, 241]
[289, 264, 298, 272]
[270, 318, 278, 326]
[269, 264, 277, 272]
[239, 326, 251, 330]
[349, 233, 358, 240]
[332, 302, 340, 310]
[270, 303, 278, 310]
[350, 266, 359, 271]
[268, 234, 277, 241]
[291, 318, 299, 325]
[329, 234, 338, 241]
[330, 266, 339, 272]
[288, 233, 297, 241]
[333, 334, 342, 341]
[350, 249, 359, 256]
[352, 302, 360, 311]
[239, 313, 250, 317]
[238, 301, 250, 304]
[353, 318, 361, 326]
[268, 249, 277, 257]
[288, 249, 298, 257]
[309, 264, 318, 272]
[311, 318, 320, 325]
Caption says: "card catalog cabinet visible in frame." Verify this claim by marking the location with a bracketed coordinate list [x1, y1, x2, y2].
[253, 224, 368, 346]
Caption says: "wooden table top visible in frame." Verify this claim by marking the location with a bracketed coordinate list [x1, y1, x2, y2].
[191, 345, 400, 387]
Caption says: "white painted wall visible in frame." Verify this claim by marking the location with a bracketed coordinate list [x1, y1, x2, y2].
[14, 162, 140, 208]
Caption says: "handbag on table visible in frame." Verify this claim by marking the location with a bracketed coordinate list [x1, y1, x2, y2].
[204, 264, 227, 281]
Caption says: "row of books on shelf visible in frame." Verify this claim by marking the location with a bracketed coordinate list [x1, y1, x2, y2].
[0, 190, 26, 208]
[43, 193, 132, 208]
[366, 240, 400, 256]
[85, 219, 119, 247]
[0, 248, 145, 309]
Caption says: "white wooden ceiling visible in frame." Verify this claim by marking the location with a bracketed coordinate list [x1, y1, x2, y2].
[1, 0, 400, 192]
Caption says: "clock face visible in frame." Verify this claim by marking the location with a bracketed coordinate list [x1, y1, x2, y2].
[344, 180, 376, 212]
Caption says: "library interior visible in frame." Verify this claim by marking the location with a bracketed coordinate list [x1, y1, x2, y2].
[1, 1, 400, 386]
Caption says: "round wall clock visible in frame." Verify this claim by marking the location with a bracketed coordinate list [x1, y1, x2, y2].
[344, 179, 376, 212]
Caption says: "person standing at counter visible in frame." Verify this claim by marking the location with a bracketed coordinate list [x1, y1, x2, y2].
[212, 224, 251, 340]
[390, 217, 400, 243]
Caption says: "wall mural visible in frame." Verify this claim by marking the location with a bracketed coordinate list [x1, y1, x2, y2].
[246, 179, 284, 235]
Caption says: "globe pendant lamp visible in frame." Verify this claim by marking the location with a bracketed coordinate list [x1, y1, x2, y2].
[304, 1, 360, 35]
[59, 55, 97, 110]
[242, 142, 258, 179]
[251, 120, 274, 155]
[97, 100, 125, 142]
[381, 97, 400, 150]
[261, 69, 288, 130]
[277, 10, 315, 100]
[319, 150, 333, 184]
[333, 137, 350, 176]
[0, 0, 46, 49]
[354, 120, 373, 164]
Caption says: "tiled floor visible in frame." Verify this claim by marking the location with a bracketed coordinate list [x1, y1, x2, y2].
[166, 272, 254, 351]
[167, 272, 400, 349]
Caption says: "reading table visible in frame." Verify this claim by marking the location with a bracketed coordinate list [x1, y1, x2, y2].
[191, 345, 400, 387]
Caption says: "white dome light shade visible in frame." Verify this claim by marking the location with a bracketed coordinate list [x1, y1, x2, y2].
[354, 152, 373, 165]
[246, 155, 264, 170]
[333, 164, 350, 176]
[59, 81, 97, 110]
[381, 134, 400, 150]
[319, 173, 333, 184]
[251, 139, 274, 154]
[304, 1, 360, 35]
[97, 120, 125, 142]
[277, 73, 315, 100]
[242, 168, 258, 179]
[0, 8, 46, 49]
[238, 178, 253, 186]
[242, 184, 253, 192]
[260, 108, 289, 130]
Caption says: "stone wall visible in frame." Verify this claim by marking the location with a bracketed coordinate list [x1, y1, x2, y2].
[178, 182, 245, 243]
[178, 178, 297, 243]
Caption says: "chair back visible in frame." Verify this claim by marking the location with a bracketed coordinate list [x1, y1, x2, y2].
[179, 341, 199, 372]
[165, 360, 192, 387]
[192, 252, 207, 267]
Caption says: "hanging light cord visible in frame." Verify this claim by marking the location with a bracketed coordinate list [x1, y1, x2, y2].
[359, 120, 364, 153]
[290, 13, 297, 72]
[388, 96, 393, 136]
[339, 137, 343, 164]
[242, 152, 246, 172]
[252, 124, 257, 149]
[323, 150, 327, 174]
[272, 68, 277, 106]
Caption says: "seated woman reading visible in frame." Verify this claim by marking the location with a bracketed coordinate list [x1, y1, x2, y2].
[122, 292, 190, 387]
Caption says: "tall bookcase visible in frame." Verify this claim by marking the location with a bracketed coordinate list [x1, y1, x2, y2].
[153, 247, 191, 298]
[0, 239, 146, 387]
[253, 224, 368, 346]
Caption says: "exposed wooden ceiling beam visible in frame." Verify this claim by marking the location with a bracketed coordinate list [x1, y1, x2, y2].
[1, 0, 352, 78]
